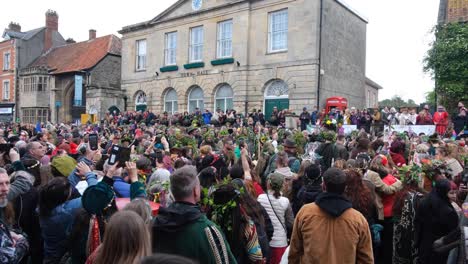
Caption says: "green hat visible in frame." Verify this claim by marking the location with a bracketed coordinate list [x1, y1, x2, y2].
[82, 182, 115, 215]
[51, 155, 77, 177]
[268, 173, 284, 192]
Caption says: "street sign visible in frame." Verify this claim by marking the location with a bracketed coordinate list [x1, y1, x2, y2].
[55, 101, 62, 107]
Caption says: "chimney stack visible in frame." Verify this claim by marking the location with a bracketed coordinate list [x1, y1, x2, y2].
[8, 22, 21, 32]
[89, 29, 96, 40]
[45, 10, 58, 31]
[44, 10, 59, 52]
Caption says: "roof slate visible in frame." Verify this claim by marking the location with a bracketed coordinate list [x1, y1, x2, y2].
[29, 35, 121, 74]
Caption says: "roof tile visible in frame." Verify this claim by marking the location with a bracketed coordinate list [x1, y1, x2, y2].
[30, 35, 121, 74]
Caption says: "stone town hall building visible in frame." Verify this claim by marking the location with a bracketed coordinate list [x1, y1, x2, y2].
[120, 0, 380, 118]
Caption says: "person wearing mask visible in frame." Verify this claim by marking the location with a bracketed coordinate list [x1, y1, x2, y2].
[416, 179, 459, 264]
[288, 168, 373, 263]
[152, 166, 236, 263]
[257, 173, 294, 264]
[87, 211, 151, 264]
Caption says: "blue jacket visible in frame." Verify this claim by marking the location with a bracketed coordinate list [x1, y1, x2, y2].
[113, 176, 131, 198]
[202, 112, 212, 125]
[40, 171, 97, 259]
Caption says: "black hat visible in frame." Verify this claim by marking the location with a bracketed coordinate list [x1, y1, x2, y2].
[282, 138, 296, 148]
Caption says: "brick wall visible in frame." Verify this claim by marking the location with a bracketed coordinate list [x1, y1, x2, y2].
[0, 39, 16, 104]
[447, 0, 468, 22]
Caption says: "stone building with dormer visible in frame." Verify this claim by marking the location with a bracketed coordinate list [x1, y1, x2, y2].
[120, 0, 378, 118]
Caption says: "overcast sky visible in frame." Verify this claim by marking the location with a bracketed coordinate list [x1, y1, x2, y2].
[1, 0, 439, 103]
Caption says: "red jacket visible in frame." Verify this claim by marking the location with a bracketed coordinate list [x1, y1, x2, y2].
[390, 152, 406, 167]
[382, 174, 397, 218]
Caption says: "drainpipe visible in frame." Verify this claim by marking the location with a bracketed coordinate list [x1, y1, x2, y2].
[316, 0, 324, 109]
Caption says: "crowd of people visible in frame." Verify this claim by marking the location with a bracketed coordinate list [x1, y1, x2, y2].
[0, 101, 467, 264]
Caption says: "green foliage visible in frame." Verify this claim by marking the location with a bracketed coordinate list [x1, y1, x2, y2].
[424, 22, 468, 110]
[398, 164, 422, 185]
[379, 95, 419, 108]
[425, 91, 436, 106]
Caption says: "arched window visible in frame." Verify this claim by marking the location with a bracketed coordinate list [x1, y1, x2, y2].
[188, 86, 204, 113]
[214, 84, 233, 112]
[265, 80, 289, 99]
[135, 91, 147, 112]
[164, 88, 178, 114]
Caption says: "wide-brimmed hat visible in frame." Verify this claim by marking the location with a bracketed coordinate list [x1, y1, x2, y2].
[187, 126, 198, 134]
[282, 138, 296, 149]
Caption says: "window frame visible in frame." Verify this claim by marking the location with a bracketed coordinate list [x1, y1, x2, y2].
[217, 20, 233, 59]
[3, 52, 11, 70]
[135, 39, 147, 71]
[164, 89, 178, 114]
[2, 80, 10, 100]
[189, 26, 204, 63]
[268, 9, 289, 53]
[214, 85, 234, 112]
[188, 87, 204, 113]
[164, 32, 178, 66]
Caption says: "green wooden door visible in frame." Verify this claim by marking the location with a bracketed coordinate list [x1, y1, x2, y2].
[136, 104, 147, 112]
[265, 99, 289, 122]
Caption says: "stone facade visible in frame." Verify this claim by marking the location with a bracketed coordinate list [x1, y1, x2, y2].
[86, 55, 124, 120]
[120, 0, 373, 115]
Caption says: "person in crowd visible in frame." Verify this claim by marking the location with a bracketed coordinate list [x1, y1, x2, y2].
[299, 107, 311, 131]
[87, 211, 151, 264]
[211, 183, 267, 263]
[433, 105, 449, 135]
[389, 139, 407, 167]
[398, 108, 411, 125]
[0, 167, 30, 263]
[416, 105, 433, 125]
[292, 163, 322, 215]
[392, 172, 426, 264]
[152, 166, 236, 263]
[22, 142, 47, 164]
[350, 137, 370, 160]
[416, 179, 459, 264]
[335, 135, 349, 161]
[257, 173, 294, 264]
[453, 107, 467, 137]
[343, 169, 376, 227]
[315, 131, 338, 170]
[288, 168, 374, 263]
[202, 109, 213, 125]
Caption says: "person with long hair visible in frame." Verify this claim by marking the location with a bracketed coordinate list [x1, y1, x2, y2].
[416, 179, 459, 264]
[87, 211, 151, 264]
[343, 169, 376, 224]
[212, 183, 268, 263]
[293, 163, 322, 216]
[257, 173, 294, 264]
[366, 155, 402, 264]
[392, 174, 426, 264]
[38, 162, 97, 263]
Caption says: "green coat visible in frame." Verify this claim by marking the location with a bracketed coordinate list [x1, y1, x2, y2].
[153, 202, 237, 264]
